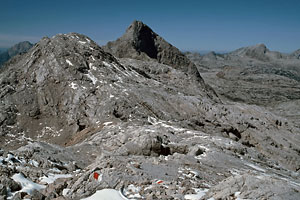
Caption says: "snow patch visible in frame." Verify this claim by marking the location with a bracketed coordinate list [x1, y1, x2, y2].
[12, 173, 46, 195]
[103, 122, 113, 126]
[63, 188, 71, 196]
[66, 59, 73, 66]
[39, 173, 72, 184]
[69, 82, 78, 90]
[234, 192, 245, 200]
[79, 41, 86, 44]
[81, 189, 125, 200]
[102, 61, 111, 67]
[112, 63, 130, 76]
[28, 160, 39, 167]
[245, 162, 266, 172]
[85, 71, 98, 85]
[184, 188, 209, 200]
[48, 168, 61, 173]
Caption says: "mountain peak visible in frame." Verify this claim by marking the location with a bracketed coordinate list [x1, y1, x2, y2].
[230, 43, 270, 61]
[255, 43, 267, 48]
[127, 20, 147, 31]
[103, 21, 202, 81]
[252, 43, 268, 52]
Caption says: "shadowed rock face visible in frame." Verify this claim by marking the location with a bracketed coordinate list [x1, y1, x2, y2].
[128, 21, 158, 59]
[0, 41, 33, 67]
[103, 20, 202, 81]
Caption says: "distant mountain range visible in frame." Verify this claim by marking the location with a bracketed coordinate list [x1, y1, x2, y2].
[0, 41, 33, 67]
[186, 42, 300, 127]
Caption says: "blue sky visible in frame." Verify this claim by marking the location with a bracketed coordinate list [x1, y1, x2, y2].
[0, 0, 299, 52]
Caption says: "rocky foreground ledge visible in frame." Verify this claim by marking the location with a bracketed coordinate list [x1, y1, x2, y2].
[1, 117, 299, 199]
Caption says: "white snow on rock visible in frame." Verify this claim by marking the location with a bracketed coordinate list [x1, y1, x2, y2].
[102, 61, 111, 67]
[85, 71, 98, 85]
[81, 189, 126, 200]
[39, 173, 72, 184]
[12, 173, 46, 195]
[245, 162, 266, 172]
[69, 82, 78, 90]
[79, 41, 86, 44]
[66, 59, 73, 66]
[28, 160, 39, 167]
[103, 122, 113, 126]
[62, 188, 71, 196]
[184, 188, 209, 200]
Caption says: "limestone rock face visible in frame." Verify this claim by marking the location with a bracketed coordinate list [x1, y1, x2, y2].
[0, 33, 121, 147]
[0, 29, 299, 199]
[186, 44, 300, 126]
[0, 32, 217, 149]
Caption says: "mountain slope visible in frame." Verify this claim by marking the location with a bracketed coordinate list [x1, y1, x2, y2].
[0, 33, 299, 199]
[186, 45, 300, 127]
[103, 20, 202, 81]
[0, 33, 218, 149]
[0, 41, 33, 66]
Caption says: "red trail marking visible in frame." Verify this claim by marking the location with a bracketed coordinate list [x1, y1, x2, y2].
[93, 172, 99, 180]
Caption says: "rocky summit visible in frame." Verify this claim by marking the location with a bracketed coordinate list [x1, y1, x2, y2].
[0, 22, 299, 200]
[103, 20, 202, 81]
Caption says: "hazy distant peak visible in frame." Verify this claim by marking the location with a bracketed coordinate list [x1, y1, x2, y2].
[7, 41, 33, 56]
[229, 43, 271, 61]
[0, 41, 33, 67]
